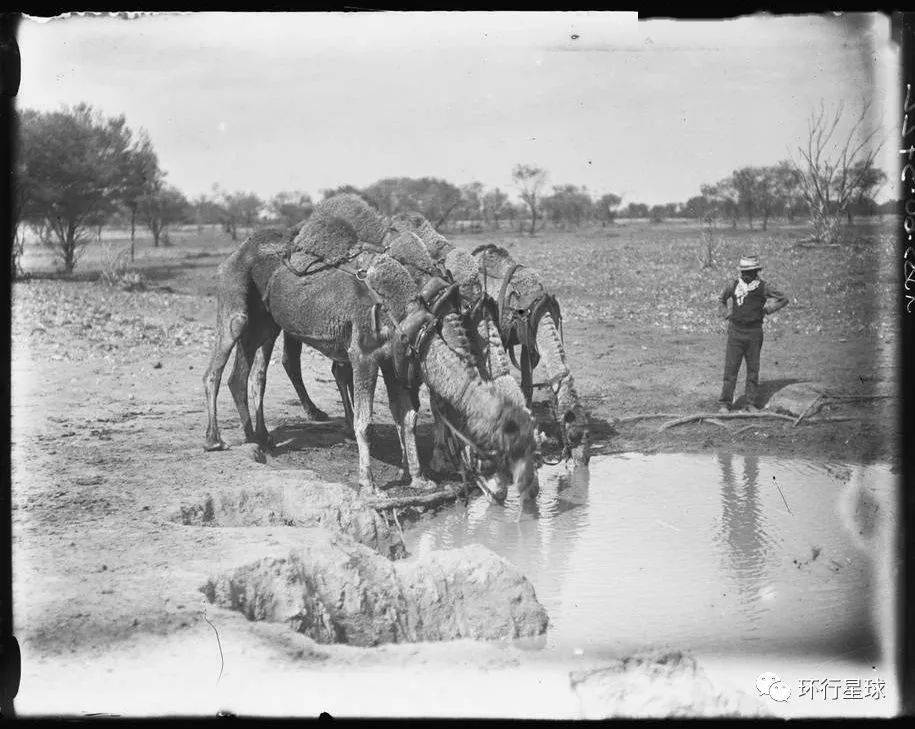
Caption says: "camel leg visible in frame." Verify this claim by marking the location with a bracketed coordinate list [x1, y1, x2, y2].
[381, 363, 436, 490]
[227, 326, 259, 444]
[520, 345, 534, 409]
[348, 347, 378, 494]
[282, 332, 329, 421]
[332, 360, 355, 433]
[428, 395, 453, 475]
[250, 324, 281, 450]
[203, 310, 247, 451]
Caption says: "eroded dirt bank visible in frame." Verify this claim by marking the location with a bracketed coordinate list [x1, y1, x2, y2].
[10, 220, 900, 717]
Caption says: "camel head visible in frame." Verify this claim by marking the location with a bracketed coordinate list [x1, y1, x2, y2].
[424, 310, 539, 504]
[560, 399, 591, 468]
[478, 391, 540, 504]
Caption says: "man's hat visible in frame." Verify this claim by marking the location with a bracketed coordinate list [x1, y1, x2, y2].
[738, 255, 762, 271]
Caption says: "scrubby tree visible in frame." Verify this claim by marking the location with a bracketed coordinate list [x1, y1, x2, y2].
[683, 194, 714, 221]
[771, 160, 806, 223]
[139, 182, 190, 247]
[620, 202, 649, 219]
[119, 131, 160, 260]
[648, 204, 667, 223]
[790, 100, 882, 243]
[17, 104, 144, 273]
[363, 177, 462, 227]
[191, 194, 225, 232]
[482, 187, 509, 229]
[213, 187, 263, 241]
[595, 193, 622, 226]
[731, 167, 759, 228]
[456, 182, 484, 229]
[270, 190, 313, 227]
[512, 163, 548, 236]
[701, 180, 739, 228]
[845, 161, 887, 223]
[542, 184, 593, 228]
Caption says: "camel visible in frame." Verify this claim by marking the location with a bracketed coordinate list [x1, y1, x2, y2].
[274, 196, 534, 491]
[202, 211, 538, 502]
[389, 212, 591, 467]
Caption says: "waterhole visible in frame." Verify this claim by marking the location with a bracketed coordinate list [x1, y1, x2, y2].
[405, 452, 896, 663]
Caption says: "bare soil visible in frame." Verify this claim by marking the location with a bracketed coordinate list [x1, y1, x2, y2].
[10, 219, 899, 717]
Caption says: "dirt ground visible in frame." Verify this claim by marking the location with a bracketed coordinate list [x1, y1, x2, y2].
[9, 218, 900, 717]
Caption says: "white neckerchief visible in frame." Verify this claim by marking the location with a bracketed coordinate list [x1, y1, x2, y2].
[734, 275, 760, 307]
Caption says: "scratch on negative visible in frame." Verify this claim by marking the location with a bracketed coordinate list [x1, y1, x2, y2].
[202, 605, 225, 684]
[771, 475, 792, 514]
[656, 519, 681, 532]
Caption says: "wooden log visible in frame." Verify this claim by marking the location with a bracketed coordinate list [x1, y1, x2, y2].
[363, 485, 462, 511]
[612, 413, 681, 426]
[793, 394, 825, 427]
[658, 411, 796, 432]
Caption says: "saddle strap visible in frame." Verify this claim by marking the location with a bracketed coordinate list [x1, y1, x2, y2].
[497, 263, 523, 330]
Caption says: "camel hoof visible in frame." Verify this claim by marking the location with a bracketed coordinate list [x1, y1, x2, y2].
[358, 477, 376, 494]
[238, 443, 267, 464]
[409, 475, 438, 492]
[203, 439, 228, 452]
[255, 432, 275, 451]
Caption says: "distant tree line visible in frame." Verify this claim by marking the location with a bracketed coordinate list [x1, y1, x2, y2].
[14, 101, 888, 277]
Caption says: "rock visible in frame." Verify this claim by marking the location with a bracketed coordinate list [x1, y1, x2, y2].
[569, 651, 769, 718]
[764, 381, 829, 417]
[202, 537, 548, 646]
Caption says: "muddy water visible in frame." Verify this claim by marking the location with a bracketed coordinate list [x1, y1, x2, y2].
[406, 453, 896, 663]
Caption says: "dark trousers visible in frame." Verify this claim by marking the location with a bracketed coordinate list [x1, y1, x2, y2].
[719, 324, 764, 406]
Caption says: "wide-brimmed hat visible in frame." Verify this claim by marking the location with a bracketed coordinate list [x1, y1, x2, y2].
[738, 255, 762, 271]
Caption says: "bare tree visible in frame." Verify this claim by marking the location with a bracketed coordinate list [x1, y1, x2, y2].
[790, 101, 882, 244]
[512, 164, 548, 236]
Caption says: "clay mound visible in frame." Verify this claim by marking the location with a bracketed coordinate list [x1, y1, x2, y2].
[173, 481, 405, 560]
[314, 193, 389, 246]
[570, 651, 769, 718]
[202, 537, 549, 646]
[365, 254, 419, 321]
[386, 231, 438, 281]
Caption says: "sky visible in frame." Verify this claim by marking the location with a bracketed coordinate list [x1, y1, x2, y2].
[16, 11, 899, 207]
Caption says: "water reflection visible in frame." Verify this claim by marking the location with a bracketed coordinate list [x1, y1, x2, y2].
[415, 463, 591, 631]
[407, 454, 892, 661]
[716, 452, 769, 620]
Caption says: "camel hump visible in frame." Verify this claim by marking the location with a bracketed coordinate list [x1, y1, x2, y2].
[443, 248, 480, 286]
[243, 226, 296, 256]
[313, 193, 388, 246]
[390, 211, 452, 260]
[386, 231, 437, 277]
[287, 212, 359, 273]
[365, 254, 418, 321]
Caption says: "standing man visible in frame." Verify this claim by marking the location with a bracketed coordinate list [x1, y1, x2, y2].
[717, 255, 789, 413]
